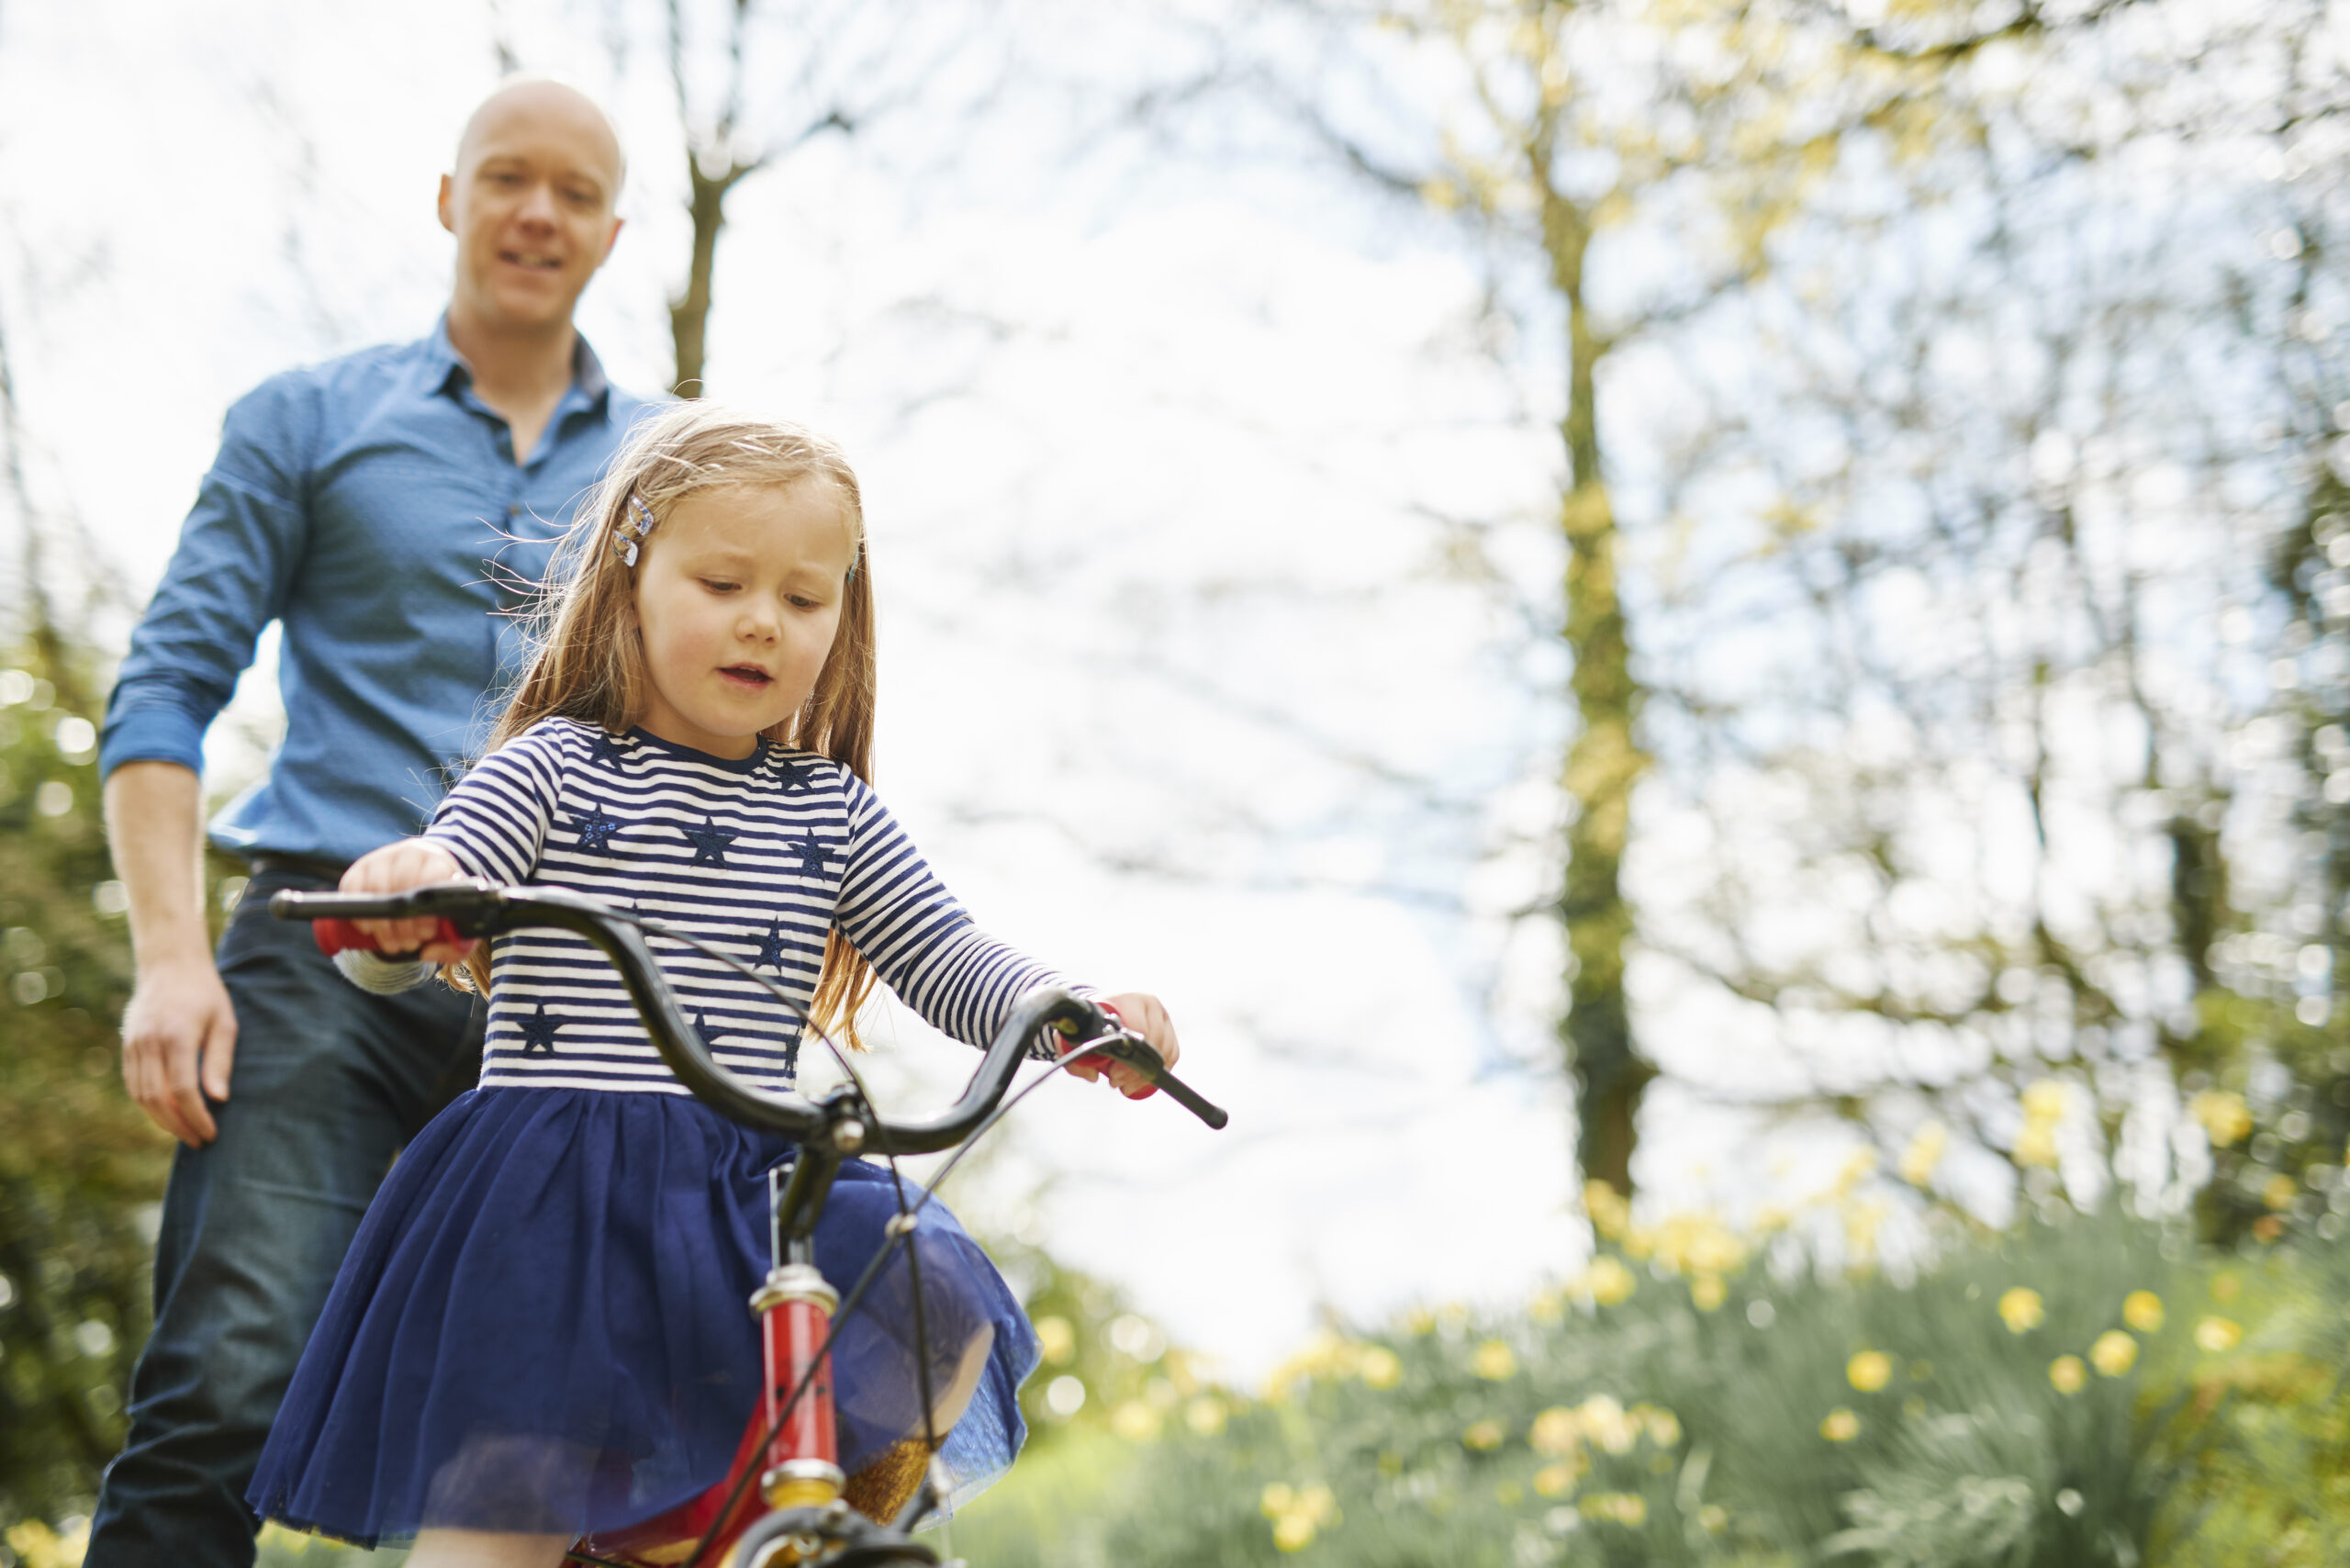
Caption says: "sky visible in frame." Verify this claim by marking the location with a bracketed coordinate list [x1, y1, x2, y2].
[0, 0, 1614, 1378]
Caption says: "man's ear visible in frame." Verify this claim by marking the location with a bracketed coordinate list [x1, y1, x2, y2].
[437, 174, 457, 235]
[598, 217, 624, 266]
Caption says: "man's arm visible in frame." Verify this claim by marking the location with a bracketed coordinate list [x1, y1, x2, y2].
[99, 378, 319, 1146]
[106, 761, 236, 1147]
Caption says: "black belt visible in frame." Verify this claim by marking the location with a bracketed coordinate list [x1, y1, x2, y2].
[246, 853, 352, 882]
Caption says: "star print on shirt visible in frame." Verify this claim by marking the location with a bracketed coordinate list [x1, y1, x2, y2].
[679, 817, 738, 867]
[771, 756, 814, 795]
[516, 1004, 562, 1056]
[782, 835, 830, 877]
[588, 730, 634, 769]
[575, 801, 622, 853]
[755, 920, 789, 969]
[693, 1009, 723, 1050]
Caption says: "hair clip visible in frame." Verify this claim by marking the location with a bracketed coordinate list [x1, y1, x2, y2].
[612, 493, 658, 568]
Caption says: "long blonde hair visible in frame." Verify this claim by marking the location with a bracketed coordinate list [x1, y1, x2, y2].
[459, 401, 880, 1047]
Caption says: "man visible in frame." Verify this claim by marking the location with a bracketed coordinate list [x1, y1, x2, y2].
[91, 79, 648, 1564]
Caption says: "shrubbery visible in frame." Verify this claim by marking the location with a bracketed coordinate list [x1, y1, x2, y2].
[956, 1183, 2350, 1567]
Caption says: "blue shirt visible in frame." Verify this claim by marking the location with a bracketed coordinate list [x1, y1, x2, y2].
[99, 320, 652, 865]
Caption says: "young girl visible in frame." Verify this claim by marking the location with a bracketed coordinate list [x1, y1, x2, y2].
[246, 403, 1179, 1564]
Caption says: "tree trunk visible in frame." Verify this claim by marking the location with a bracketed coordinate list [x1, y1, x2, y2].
[668, 159, 733, 398]
[1545, 188, 1655, 1197]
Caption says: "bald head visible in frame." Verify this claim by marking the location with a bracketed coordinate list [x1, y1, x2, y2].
[439, 76, 628, 341]
[454, 77, 626, 196]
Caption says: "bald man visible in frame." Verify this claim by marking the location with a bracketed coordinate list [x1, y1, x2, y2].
[91, 80, 651, 1565]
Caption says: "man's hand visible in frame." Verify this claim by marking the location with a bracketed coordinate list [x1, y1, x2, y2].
[341, 838, 476, 964]
[120, 956, 239, 1146]
[1064, 991, 1180, 1100]
[105, 761, 241, 1147]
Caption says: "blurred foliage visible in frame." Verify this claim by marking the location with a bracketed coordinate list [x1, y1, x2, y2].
[0, 644, 162, 1538]
[959, 1183, 2350, 1566]
[0, 641, 240, 1545]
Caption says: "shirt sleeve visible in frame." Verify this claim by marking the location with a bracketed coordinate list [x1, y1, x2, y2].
[833, 776, 1085, 1058]
[99, 376, 321, 779]
[420, 723, 567, 885]
[333, 950, 438, 994]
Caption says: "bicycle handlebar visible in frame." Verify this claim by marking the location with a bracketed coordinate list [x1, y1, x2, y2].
[272, 881, 1228, 1151]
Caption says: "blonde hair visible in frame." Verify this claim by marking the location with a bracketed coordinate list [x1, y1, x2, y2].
[458, 401, 879, 1047]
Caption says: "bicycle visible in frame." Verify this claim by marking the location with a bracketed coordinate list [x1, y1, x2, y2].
[274, 879, 1227, 1568]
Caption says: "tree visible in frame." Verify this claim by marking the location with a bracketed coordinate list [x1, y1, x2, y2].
[1185, 0, 2125, 1196]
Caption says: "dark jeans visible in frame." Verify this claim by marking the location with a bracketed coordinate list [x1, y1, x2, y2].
[86, 868, 481, 1568]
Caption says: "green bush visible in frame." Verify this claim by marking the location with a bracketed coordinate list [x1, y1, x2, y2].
[957, 1190, 2350, 1568]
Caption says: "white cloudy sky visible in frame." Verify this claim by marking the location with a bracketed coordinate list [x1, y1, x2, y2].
[0, 0, 1866, 1376]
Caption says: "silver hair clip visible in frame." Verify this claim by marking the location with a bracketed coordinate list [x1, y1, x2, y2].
[612, 494, 658, 567]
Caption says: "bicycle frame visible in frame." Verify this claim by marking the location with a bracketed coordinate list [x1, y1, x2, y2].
[279, 882, 1225, 1568]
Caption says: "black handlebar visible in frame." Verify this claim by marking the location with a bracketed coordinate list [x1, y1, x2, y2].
[272, 881, 1227, 1150]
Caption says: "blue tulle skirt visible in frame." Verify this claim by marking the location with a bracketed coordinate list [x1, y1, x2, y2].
[247, 1087, 1037, 1546]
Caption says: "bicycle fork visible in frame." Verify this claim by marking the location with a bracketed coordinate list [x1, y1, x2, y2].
[756, 1149, 848, 1511]
[752, 1259, 843, 1509]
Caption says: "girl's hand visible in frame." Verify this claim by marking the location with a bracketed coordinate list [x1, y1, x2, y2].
[1065, 991, 1179, 1101]
[341, 838, 476, 964]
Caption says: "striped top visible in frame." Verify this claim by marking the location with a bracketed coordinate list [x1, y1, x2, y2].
[363, 717, 1072, 1095]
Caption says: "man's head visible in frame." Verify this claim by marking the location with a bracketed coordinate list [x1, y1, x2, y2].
[439, 77, 625, 337]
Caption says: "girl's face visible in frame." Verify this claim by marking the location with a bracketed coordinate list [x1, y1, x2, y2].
[628, 479, 857, 759]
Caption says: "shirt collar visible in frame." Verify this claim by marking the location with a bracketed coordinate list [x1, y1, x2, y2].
[421, 312, 614, 417]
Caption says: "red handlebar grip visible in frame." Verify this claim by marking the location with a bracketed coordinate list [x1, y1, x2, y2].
[311, 917, 467, 958]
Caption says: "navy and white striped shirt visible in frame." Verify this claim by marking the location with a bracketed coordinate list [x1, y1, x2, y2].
[370, 717, 1072, 1095]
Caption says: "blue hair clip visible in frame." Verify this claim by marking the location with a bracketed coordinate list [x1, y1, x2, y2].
[613, 493, 658, 567]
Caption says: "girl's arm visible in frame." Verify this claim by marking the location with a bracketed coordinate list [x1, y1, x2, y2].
[834, 778, 1181, 1097]
[329, 722, 571, 982]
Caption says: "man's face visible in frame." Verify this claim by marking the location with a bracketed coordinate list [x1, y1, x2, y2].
[438, 84, 622, 334]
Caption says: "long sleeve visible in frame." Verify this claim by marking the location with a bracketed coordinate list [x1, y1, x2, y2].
[834, 778, 1082, 1058]
[99, 379, 318, 778]
[333, 950, 439, 994]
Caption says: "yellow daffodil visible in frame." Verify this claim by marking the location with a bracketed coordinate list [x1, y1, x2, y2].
[1584, 1180, 1631, 1239]
[2048, 1355, 2087, 1394]
[2090, 1330, 2138, 1376]
[1579, 1492, 1649, 1527]
[1533, 1462, 1579, 1498]
[1998, 1287, 2045, 1333]
[1898, 1121, 1950, 1186]
[2013, 1121, 2061, 1168]
[1472, 1339, 1517, 1381]
[2188, 1090, 2253, 1148]
[1529, 1406, 1582, 1457]
[1582, 1257, 1637, 1306]
[2122, 1291, 2164, 1333]
[2195, 1316, 2243, 1352]
[1820, 1407, 1861, 1442]
[1846, 1350, 1893, 1393]
[1262, 1482, 1339, 1553]
[1579, 1394, 1639, 1455]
